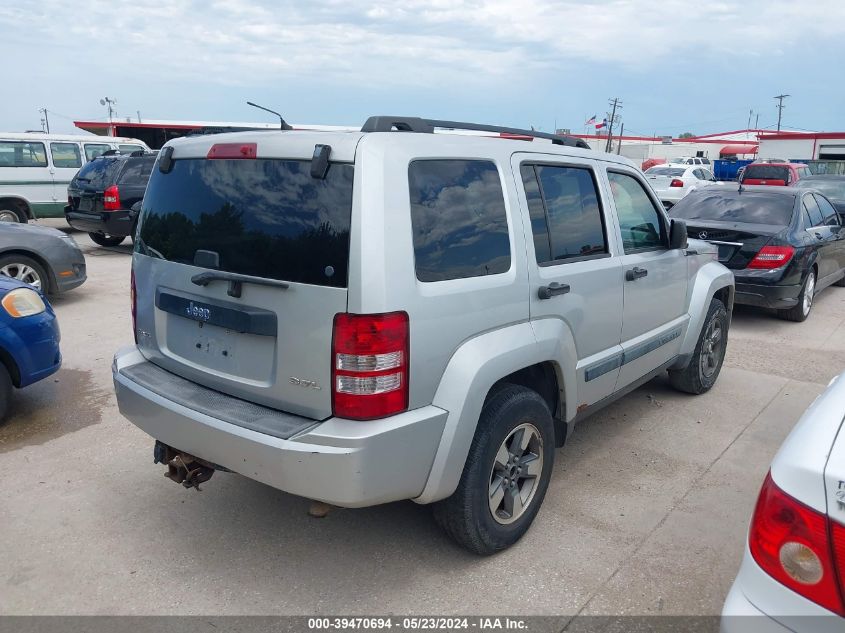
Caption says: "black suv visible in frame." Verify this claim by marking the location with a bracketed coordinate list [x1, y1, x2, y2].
[65, 151, 157, 246]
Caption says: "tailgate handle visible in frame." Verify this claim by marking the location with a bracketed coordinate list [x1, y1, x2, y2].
[191, 271, 289, 298]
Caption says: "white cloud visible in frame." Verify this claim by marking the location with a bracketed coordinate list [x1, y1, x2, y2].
[2, 0, 844, 88]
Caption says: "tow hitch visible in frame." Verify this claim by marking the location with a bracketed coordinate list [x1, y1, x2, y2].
[153, 441, 217, 491]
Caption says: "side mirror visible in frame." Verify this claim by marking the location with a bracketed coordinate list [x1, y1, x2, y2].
[669, 219, 688, 250]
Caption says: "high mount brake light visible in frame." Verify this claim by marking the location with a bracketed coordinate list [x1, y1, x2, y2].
[747, 245, 795, 270]
[331, 312, 409, 420]
[207, 143, 257, 159]
[103, 185, 121, 210]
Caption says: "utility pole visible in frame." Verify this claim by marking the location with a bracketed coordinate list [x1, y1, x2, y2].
[605, 97, 622, 153]
[616, 122, 624, 154]
[38, 107, 50, 133]
[774, 94, 790, 132]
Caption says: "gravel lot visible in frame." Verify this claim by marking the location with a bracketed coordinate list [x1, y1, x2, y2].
[2, 223, 844, 616]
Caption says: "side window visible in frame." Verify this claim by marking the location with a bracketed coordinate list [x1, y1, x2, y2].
[408, 159, 511, 282]
[0, 141, 47, 167]
[520, 163, 607, 264]
[119, 144, 144, 154]
[802, 195, 824, 227]
[50, 142, 82, 168]
[692, 169, 705, 180]
[117, 158, 155, 185]
[703, 169, 715, 181]
[84, 143, 111, 161]
[607, 171, 667, 252]
[814, 194, 840, 226]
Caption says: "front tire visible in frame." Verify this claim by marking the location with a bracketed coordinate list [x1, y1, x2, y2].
[778, 270, 815, 322]
[432, 384, 555, 555]
[89, 233, 125, 247]
[668, 297, 728, 394]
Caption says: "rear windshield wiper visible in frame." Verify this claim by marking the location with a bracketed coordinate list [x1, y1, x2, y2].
[191, 271, 289, 298]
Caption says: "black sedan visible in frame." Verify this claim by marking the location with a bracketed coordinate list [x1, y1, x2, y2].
[670, 185, 845, 322]
[795, 174, 845, 213]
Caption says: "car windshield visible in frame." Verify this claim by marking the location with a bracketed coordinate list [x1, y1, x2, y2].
[670, 191, 795, 226]
[137, 158, 354, 288]
[646, 167, 686, 176]
[798, 179, 845, 200]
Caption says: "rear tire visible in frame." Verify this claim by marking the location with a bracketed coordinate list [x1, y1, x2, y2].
[0, 363, 12, 423]
[834, 271, 845, 287]
[778, 270, 815, 322]
[89, 233, 125, 247]
[0, 254, 49, 292]
[668, 297, 728, 395]
[432, 384, 555, 555]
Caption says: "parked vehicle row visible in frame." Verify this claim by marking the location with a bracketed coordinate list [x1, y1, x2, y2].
[0, 133, 150, 222]
[644, 164, 719, 208]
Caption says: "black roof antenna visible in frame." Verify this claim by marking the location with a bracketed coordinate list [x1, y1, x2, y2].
[246, 101, 293, 130]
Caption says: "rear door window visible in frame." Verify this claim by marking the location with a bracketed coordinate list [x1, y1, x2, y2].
[520, 163, 608, 264]
[138, 159, 353, 288]
[117, 158, 155, 186]
[803, 195, 824, 227]
[0, 141, 47, 167]
[50, 142, 82, 168]
[408, 159, 510, 282]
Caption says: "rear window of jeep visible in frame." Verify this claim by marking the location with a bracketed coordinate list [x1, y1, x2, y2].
[137, 159, 353, 288]
[408, 159, 511, 282]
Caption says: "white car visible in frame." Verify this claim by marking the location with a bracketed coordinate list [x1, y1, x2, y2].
[670, 156, 713, 167]
[722, 371, 845, 632]
[644, 165, 718, 208]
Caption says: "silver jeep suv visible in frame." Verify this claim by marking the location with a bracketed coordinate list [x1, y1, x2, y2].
[113, 117, 734, 554]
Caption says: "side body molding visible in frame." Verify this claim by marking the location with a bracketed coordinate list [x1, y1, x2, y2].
[414, 320, 577, 504]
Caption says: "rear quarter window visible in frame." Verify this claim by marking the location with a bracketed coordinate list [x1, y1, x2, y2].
[408, 159, 511, 282]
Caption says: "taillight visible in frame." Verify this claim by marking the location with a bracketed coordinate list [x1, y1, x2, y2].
[747, 245, 795, 270]
[130, 268, 137, 344]
[670, 179, 684, 187]
[332, 312, 409, 420]
[103, 185, 121, 211]
[207, 143, 257, 159]
[748, 472, 844, 615]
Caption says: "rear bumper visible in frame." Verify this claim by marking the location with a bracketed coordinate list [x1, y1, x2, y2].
[112, 346, 448, 507]
[734, 281, 801, 309]
[65, 207, 134, 237]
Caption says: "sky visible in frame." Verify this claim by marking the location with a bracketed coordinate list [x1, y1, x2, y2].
[2, 0, 843, 138]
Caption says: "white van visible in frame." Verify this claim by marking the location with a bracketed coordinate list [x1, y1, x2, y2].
[0, 133, 151, 222]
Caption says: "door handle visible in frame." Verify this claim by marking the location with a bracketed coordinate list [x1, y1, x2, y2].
[538, 282, 571, 300]
[815, 232, 824, 240]
[625, 267, 648, 281]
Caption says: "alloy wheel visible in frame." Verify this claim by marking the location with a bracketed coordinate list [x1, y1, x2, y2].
[0, 263, 42, 288]
[802, 273, 815, 317]
[699, 317, 723, 379]
[488, 422, 544, 525]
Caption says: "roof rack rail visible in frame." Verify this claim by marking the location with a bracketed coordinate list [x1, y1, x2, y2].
[360, 116, 590, 149]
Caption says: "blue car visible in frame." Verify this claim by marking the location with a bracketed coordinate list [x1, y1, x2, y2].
[0, 276, 61, 420]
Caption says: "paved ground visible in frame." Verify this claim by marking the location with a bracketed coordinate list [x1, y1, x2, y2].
[1, 222, 844, 616]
